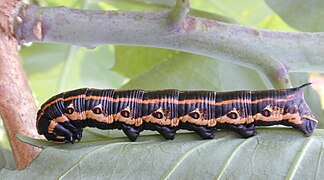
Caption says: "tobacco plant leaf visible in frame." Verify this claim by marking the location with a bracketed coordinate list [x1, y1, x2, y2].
[1, 129, 324, 179]
[265, 0, 324, 32]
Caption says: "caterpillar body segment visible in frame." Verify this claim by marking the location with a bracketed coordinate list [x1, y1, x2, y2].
[36, 83, 318, 143]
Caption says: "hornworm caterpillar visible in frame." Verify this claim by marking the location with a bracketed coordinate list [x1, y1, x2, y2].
[37, 83, 318, 143]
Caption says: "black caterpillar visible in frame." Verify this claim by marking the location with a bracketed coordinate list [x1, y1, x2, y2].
[37, 83, 318, 143]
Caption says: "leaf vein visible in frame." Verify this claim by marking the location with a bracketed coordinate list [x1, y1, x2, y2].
[314, 142, 324, 179]
[215, 136, 255, 179]
[57, 141, 135, 179]
[285, 137, 313, 180]
[162, 135, 229, 179]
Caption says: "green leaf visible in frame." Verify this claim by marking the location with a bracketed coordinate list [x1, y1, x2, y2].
[99, 0, 237, 23]
[120, 50, 267, 91]
[20, 43, 125, 105]
[265, 0, 324, 32]
[0, 120, 15, 170]
[2, 129, 324, 179]
[114, 46, 177, 78]
[0, 148, 5, 170]
[191, 0, 274, 26]
[0, 147, 16, 171]
[15, 129, 118, 149]
[257, 13, 297, 32]
[39, 0, 85, 8]
[15, 134, 56, 149]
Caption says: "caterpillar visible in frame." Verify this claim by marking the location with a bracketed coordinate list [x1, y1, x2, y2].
[36, 83, 318, 143]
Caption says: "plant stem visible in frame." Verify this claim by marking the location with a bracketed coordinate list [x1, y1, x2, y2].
[168, 0, 190, 29]
[15, 2, 324, 88]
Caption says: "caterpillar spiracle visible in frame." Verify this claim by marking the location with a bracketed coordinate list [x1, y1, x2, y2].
[36, 83, 318, 143]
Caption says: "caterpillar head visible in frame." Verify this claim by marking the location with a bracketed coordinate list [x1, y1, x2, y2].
[36, 90, 86, 143]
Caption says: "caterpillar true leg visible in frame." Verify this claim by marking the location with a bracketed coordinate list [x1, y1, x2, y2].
[43, 132, 66, 143]
[53, 123, 75, 143]
[60, 122, 83, 141]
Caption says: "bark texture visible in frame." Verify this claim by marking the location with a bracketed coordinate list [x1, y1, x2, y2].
[0, 0, 41, 169]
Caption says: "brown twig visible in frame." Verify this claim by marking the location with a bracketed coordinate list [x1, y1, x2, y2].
[0, 0, 41, 169]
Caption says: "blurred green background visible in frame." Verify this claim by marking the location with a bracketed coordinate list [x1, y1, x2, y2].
[1, 0, 323, 169]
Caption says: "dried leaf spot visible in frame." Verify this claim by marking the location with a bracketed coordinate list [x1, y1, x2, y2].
[33, 20, 43, 40]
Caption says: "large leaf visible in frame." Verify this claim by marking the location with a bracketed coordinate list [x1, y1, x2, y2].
[38, 0, 86, 8]
[1, 129, 324, 179]
[119, 49, 267, 91]
[265, 0, 324, 32]
[114, 47, 267, 91]
[20, 43, 125, 105]
[97, 0, 237, 23]
[114, 46, 176, 78]
[191, 0, 274, 26]
[0, 148, 15, 171]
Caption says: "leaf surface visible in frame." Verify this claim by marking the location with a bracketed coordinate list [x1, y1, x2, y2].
[266, 0, 324, 32]
[1, 129, 324, 179]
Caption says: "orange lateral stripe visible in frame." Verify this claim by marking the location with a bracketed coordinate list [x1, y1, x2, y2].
[39, 93, 294, 114]
[250, 97, 293, 104]
[40, 95, 86, 112]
